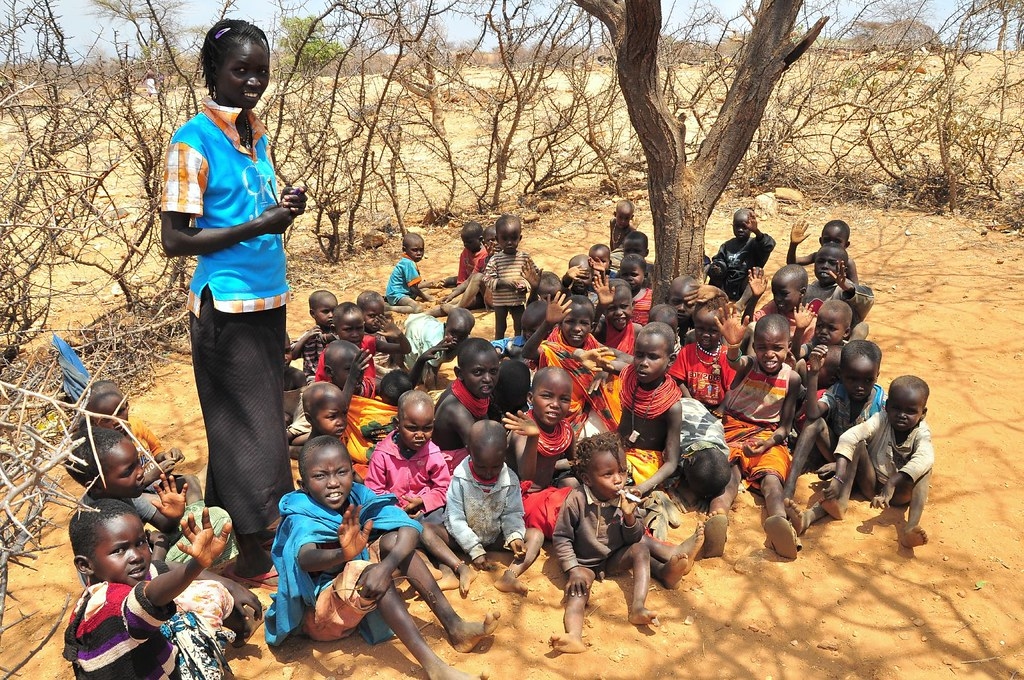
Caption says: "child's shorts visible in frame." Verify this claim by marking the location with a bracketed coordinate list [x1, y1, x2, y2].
[301, 541, 381, 642]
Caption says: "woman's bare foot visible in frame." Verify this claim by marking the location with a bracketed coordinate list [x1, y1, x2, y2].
[900, 525, 929, 548]
[424, 661, 483, 680]
[494, 569, 528, 595]
[659, 523, 705, 589]
[784, 498, 814, 537]
[549, 632, 587, 654]
[447, 611, 501, 652]
[701, 510, 728, 558]
[628, 606, 660, 627]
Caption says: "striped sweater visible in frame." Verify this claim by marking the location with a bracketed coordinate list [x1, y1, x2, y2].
[64, 571, 178, 679]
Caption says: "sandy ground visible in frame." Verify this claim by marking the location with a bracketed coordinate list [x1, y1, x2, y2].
[3, 198, 1023, 680]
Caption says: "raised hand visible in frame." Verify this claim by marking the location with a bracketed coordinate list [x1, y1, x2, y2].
[178, 508, 232, 569]
[379, 318, 402, 339]
[502, 410, 541, 438]
[545, 291, 572, 326]
[522, 262, 541, 289]
[345, 349, 372, 389]
[715, 303, 747, 347]
[748, 267, 768, 298]
[793, 303, 816, 331]
[790, 219, 809, 244]
[152, 473, 187, 521]
[826, 259, 852, 292]
[807, 344, 828, 373]
[684, 284, 724, 307]
[337, 503, 373, 562]
[593, 270, 614, 306]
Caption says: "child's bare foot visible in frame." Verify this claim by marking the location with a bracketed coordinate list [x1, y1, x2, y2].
[494, 569, 528, 595]
[423, 661, 483, 680]
[764, 515, 801, 559]
[447, 611, 501, 652]
[417, 550, 444, 581]
[659, 523, 705, 589]
[437, 565, 461, 592]
[628, 606, 660, 627]
[900, 525, 929, 548]
[701, 510, 728, 558]
[458, 564, 476, 598]
[784, 498, 814, 537]
[820, 496, 847, 520]
[549, 632, 587, 654]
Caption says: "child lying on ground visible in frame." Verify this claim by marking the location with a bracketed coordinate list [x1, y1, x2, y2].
[65, 499, 260, 679]
[421, 421, 543, 596]
[265, 436, 499, 680]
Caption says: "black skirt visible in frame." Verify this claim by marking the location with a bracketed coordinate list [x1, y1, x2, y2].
[190, 289, 293, 534]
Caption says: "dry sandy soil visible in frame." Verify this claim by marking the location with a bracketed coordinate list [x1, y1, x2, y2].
[3, 196, 1023, 680]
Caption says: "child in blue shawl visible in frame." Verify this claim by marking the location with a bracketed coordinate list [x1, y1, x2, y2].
[265, 436, 500, 679]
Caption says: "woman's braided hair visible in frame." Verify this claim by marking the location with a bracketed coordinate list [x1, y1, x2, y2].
[200, 19, 270, 97]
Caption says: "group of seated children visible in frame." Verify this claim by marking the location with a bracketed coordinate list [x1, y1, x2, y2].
[64, 205, 934, 678]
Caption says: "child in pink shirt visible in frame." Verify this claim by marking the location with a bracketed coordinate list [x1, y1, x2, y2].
[364, 390, 450, 523]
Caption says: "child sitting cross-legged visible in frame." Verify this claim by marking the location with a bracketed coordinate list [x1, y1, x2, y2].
[707, 309, 803, 560]
[265, 435, 499, 680]
[65, 427, 238, 569]
[64, 499, 261, 679]
[420, 420, 544, 596]
[550, 433, 704, 654]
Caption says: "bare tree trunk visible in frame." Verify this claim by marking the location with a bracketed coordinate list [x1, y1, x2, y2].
[576, 0, 826, 300]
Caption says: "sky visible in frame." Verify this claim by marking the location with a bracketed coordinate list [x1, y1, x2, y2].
[48, 0, 968, 60]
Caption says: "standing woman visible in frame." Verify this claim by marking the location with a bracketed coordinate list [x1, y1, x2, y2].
[161, 19, 305, 583]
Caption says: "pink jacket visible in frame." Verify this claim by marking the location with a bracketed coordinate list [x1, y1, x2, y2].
[364, 432, 450, 513]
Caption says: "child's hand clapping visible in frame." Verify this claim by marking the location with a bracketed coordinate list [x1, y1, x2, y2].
[152, 473, 187, 522]
[502, 411, 541, 438]
[178, 507, 232, 569]
[338, 503, 373, 562]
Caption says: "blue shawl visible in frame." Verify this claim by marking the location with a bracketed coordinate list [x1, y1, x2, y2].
[264, 484, 421, 645]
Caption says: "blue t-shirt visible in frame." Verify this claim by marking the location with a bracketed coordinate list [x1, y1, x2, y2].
[820, 383, 886, 436]
[170, 112, 288, 304]
[385, 257, 421, 304]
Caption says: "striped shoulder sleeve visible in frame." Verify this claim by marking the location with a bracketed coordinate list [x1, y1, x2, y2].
[161, 142, 207, 215]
